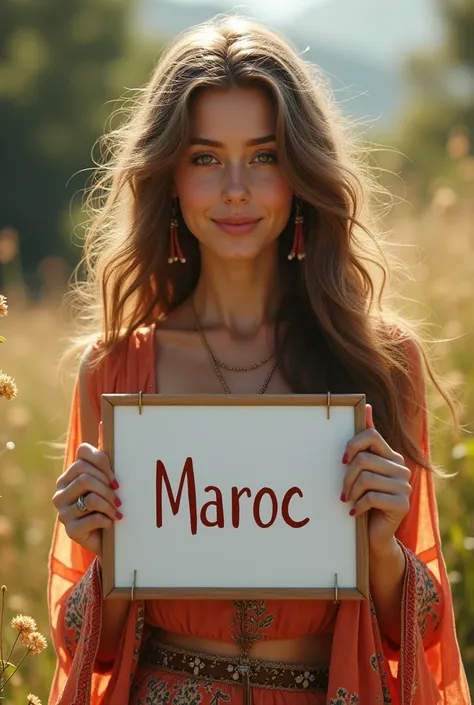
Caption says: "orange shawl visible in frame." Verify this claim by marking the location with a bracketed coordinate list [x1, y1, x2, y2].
[47, 325, 470, 704]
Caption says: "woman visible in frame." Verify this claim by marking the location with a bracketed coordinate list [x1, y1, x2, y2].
[48, 15, 470, 705]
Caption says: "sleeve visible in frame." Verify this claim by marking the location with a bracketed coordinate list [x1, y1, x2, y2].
[47, 346, 147, 705]
[390, 338, 469, 700]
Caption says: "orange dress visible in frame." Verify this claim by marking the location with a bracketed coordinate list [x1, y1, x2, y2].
[47, 324, 471, 705]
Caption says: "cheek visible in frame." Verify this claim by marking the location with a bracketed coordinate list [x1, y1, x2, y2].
[175, 171, 217, 211]
[257, 173, 293, 207]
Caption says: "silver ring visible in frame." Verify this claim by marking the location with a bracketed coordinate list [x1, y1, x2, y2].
[76, 495, 88, 513]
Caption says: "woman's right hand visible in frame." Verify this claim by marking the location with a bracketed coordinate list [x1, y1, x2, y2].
[52, 442, 123, 556]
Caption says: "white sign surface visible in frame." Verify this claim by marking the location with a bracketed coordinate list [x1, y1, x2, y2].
[101, 395, 368, 600]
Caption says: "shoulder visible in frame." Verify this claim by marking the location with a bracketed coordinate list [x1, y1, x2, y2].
[77, 323, 156, 416]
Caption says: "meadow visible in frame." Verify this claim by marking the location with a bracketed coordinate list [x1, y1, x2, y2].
[0, 191, 473, 701]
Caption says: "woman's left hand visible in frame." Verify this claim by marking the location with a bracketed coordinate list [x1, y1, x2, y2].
[341, 404, 412, 552]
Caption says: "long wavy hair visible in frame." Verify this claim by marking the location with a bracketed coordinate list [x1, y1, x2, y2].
[62, 15, 454, 471]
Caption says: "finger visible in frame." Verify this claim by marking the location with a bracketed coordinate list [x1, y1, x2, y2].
[98, 421, 103, 451]
[343, 427, 403, 466]
[366, 404, 375, 429]
[56, 473, 120, 513]
[76, 442, 117, 487]
[65, 513, 114, 542]
[349, 491, 410, 519]
[76, 492, 123, 522]
[58, 494, 122, 528]
[342, 452, 410, 502]
[346, 468, 411, 505]
[56, 445, 117, 491]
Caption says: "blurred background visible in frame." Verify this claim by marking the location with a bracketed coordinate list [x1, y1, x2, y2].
[0, 0, 473, 701]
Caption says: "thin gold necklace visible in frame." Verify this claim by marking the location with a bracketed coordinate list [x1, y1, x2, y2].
[191, 299, 277, 395]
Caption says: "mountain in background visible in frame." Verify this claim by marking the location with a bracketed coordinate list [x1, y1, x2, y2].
[282, 0, 442, 68]
[135, 0, 442, 127]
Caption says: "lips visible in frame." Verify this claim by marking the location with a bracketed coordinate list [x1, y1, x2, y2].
[212, 218, 262, 235]
[213, 218, 261, 225]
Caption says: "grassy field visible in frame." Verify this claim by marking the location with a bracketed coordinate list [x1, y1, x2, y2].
[0, 194, 473, 701]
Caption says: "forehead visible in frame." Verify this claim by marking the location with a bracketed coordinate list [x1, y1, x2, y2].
[189, 86, 276, 139]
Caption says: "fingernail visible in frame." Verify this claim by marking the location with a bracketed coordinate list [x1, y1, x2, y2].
[349, 508, 356, 517]
[340, 492, 346, 503]
[111, 480, 120, 490]
[115, 511, 123, 520]
[114, 497, 122, 508]
[342, 453, 348, 464]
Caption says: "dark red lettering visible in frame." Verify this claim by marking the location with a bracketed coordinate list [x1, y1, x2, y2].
[200, 486, 225, 528]
[253, 488, 278, 528]
[231, 486, 251, 528]
[156, 457, 197, 535]
[281, 487, 309, 528]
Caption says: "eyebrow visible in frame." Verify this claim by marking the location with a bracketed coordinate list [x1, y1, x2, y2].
[189, 134, 276, 148]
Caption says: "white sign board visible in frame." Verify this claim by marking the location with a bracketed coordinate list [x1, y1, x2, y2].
[101, 394, 368, 600]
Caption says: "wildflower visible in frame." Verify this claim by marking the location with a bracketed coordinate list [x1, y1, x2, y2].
[0, 372, 17, 400]
[11, 614, 37, 638]
[27, 696, 42, 705]
[0, 294, 7, 317]
[24, 631, 47, 654]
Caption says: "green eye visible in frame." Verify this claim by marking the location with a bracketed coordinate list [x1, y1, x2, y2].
[192, 153, 217, 166]
[255, 152, 277, 164]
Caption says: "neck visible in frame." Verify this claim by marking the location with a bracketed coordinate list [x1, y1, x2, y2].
[192, 247, 280, 339]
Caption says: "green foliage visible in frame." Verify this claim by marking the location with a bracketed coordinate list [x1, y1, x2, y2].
[376, 0, 474, 201]
[0, 0, 159, 294]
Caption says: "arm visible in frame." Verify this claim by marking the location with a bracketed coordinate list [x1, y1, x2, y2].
[75, 349, 131, 665]
[342, 339, 444, 651]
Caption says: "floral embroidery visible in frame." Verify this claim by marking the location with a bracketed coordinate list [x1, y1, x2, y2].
[329, 688, 359, 704]
[171, 678, 203, 705]
[408, 548, 441, 639]
[229, 600, 274, 653]
[295, 670, 316, 688]
[130, 602, 146, 686]
[133, 677, 171, 704]
[209, 691, 230, 704]
[64, 570, 90, 657]
[369, 652, 392, 703]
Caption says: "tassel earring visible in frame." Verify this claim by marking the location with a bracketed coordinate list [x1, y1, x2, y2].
[288, 199, 305, 261]
[168, 198, 186, 264]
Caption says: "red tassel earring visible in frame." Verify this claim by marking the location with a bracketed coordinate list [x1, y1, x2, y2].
[168, 199, 186, 264]
[288, 199, 305, 261]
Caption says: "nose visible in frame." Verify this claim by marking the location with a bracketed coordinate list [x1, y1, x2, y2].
[222, 165, 251, 205]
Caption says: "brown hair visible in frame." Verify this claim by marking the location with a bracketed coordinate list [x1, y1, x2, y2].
[63, 15, 454, 470]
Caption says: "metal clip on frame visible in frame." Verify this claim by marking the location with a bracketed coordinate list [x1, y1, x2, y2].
[131, 569, 137, 602]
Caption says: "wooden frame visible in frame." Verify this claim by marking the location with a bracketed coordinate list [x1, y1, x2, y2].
[101, 394, 369, 601]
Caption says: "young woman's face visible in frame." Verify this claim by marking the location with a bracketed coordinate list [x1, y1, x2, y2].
[173, 86, 294, 262]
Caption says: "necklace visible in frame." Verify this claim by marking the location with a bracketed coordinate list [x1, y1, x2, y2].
[191, 299, 277, 395]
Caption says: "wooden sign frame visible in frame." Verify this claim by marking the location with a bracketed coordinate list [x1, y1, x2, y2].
[101, 394, 369, 601]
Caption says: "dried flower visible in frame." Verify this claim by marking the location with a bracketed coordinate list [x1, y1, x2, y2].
[27, 695, 42, 705]
[0, 294, 7, 317]
[24, 631, 47, 654]
[11, 614, 37, 637]
[0, 372, 17, 400]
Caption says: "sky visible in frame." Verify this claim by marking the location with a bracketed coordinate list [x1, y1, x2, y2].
[169, 0, 332, 23]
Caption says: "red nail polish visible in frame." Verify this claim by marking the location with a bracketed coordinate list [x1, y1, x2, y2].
[342, 453, 348, 464]
[115, 510, 123, 520]
[340, 493, 346, 503]
[349, 508, 356, 517]
[111, 480, 120, 490]
[114, 497, 122, 508]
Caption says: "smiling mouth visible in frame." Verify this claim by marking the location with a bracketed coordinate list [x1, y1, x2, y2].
[212, 219, 262, 235]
